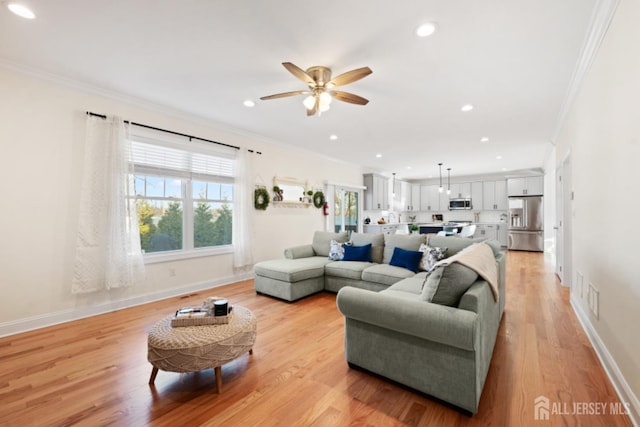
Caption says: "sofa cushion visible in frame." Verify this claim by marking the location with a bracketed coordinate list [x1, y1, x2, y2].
[383, 233, 427, 264]
[421, 263, 479, 306]
[325, 261, 374, 280]
[383, 276, 424, 295]
[312, 231, 349, 257]
[362, 263, 416, 286]
[350, 232, 384, 264]
[254, 257, 331, 282]
[389, 247, 423, 273]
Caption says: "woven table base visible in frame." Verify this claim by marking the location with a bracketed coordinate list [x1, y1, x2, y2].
[147, 305, 257, 393]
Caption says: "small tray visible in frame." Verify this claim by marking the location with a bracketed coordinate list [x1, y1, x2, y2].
[170, 312, 231, 327]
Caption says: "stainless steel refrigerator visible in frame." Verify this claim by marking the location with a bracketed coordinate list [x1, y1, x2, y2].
[508, 196, 544, 251]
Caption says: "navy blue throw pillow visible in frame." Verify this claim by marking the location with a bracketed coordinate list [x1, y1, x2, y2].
[389, 247, 423, 273]
[342, 243, 372, 262]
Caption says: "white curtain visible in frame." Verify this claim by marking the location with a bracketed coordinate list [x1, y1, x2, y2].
[232, 148, 254, 269]
[72, 115, 145, 293]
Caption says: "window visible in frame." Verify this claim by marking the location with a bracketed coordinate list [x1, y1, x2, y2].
[129, 133, 236, 258]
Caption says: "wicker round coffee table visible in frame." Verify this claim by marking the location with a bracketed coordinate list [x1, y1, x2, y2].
[147, 305, 257, 393]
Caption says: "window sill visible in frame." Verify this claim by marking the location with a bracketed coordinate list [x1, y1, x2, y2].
[143, 245, 233, 264]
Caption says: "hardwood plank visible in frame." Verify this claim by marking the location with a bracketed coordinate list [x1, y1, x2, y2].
[0, 258, 633, 426]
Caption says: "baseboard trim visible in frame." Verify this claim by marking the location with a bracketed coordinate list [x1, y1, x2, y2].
[0, 272, 254, 338]
[571, 295, 639, 426]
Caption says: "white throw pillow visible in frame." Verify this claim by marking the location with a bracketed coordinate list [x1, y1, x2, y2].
[418, 243, 448, 272]
[328, 239, 346, 261]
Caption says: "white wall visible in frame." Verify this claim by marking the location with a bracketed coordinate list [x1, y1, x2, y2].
[555, 0, 640, 418]
[0, 68, 364, 334]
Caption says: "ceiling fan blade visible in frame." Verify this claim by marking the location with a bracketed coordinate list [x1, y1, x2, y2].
[327, 67, 372, 88]
[282, 62, 316, 86]
[260, 90, 309, 101]
[330, 90, 369, 105]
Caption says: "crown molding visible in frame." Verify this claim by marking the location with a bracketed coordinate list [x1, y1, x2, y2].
[0, 59, 364, 171]
[550, 0, 620, 145]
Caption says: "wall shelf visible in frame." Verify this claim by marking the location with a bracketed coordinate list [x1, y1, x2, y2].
[272, 201, 312, 208]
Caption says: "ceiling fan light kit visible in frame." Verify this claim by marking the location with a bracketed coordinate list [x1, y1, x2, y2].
[261, 62, 372, 116]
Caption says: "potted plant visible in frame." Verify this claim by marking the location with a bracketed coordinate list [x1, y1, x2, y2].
[409, 224, 419, 234]
[272, 185, 282, 201]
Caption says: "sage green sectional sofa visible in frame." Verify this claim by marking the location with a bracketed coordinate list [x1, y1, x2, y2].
[253, 230, 505, 414]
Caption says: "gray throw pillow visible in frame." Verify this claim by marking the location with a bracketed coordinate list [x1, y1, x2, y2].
[421, 263, 479, 307]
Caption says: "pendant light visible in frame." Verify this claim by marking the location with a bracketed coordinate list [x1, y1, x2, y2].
[447, 168, 451, 195]
[438, 163, 443, 193]
[392, 172, 396, 196]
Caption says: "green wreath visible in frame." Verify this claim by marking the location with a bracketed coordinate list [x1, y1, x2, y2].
[312, 191, 326, 208]
[254, 187, 270, 210]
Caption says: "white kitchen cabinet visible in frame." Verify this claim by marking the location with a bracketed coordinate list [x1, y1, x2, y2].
[474, 224, 498, 240]
[474, 223, 508, 247]
[420, 184, 441, 211]
[483, 180, 507, 210]
[448, 182, 471, 199]
[496, 224, 508, 247]
[410, 184, 421, 211]
[364, 173, 389, 210]
[392, 180, 415, 211]
[507, 176, 544, 196]
[471, 181, 483, 210]
[363, 224, 398, 234]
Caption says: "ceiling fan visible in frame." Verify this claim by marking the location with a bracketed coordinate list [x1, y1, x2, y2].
[260, 62, 372, 116]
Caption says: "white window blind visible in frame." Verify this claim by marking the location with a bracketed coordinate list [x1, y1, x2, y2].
[130, 140, 235, 179]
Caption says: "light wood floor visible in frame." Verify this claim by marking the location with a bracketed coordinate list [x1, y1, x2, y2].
[0, 251, 633, 426]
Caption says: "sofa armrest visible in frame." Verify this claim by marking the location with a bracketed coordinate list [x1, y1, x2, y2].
[458, 280, 495, 315]
[284, 244, 316, 259]
[336, 286, 477, 351]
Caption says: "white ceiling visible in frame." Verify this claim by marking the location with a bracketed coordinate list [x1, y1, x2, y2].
[0, 0, 599, 180]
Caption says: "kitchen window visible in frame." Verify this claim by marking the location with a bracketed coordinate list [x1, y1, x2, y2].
[129, 132, 236, 261]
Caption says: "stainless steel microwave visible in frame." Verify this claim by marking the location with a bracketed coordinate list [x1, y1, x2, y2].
[449, 198, 472, 210]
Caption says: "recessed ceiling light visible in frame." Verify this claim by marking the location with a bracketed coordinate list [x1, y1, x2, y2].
[461, 104, 474, 112]
[406, 166, 412, 170]
[7, 3, 35, 19]
[375, 153, 382, 158]
[496, 155, 503, 160]
[502, 168, 507, 171]
[480, 137, 489, 142]
[329, 134, 338, 140]
[416, 22, 437, 37]
[243, 100, 255, 107]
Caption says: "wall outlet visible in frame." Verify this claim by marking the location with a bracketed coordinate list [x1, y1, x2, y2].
[588, 282, 599, 319]
[169, 268, 176, 277]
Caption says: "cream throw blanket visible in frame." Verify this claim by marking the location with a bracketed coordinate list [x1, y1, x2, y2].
[433, 242, 499, 301]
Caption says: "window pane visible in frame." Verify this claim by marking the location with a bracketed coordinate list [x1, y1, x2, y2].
[207, 182, 221, 200]
[134, 176, 146, 196]
[192, 181, 207, 199]
[166, 178, 182, 198]
[193, 201, 232, 248]
[137, 199, 183, 253]
[221, 184, 233, 201]
[146, 176, 164, 198]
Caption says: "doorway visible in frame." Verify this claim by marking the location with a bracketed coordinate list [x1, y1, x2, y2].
[334, 188, 360, 235]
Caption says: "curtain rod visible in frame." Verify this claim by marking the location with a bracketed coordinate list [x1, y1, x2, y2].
[85, 111, 240, 150]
